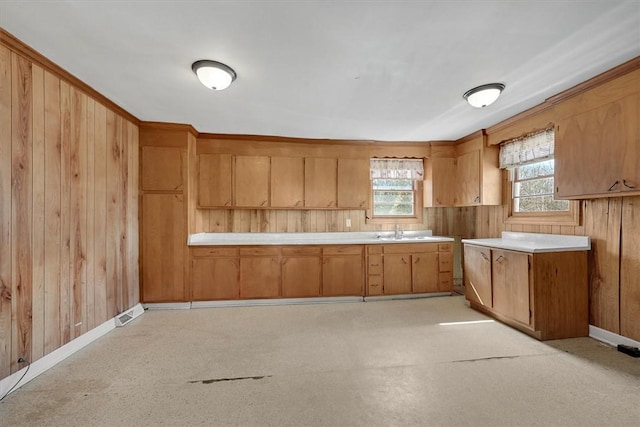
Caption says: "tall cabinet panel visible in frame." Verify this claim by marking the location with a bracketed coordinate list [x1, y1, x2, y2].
[620, 196, 640, 341]
[141, 193, 186, 302]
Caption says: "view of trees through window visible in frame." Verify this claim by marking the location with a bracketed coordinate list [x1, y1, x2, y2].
[513, 159, 569, 212]
[372, 179, 414, 216]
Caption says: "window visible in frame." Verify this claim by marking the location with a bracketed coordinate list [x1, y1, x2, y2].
[369, 158, 424, 223]
[500, 127, 579, 225]
[372, 179, 416, 216]
[512, 159, 569, 213]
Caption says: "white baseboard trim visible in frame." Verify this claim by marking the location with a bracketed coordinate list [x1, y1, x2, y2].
[0, 304, 144, 399]
[192, 296, 364, 308]
[589, 325, 640, 348]
[364, 292, 452, 302]
[143, 302, 191, 310]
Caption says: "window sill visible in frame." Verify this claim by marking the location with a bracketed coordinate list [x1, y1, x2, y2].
[505, 202, 581, 227]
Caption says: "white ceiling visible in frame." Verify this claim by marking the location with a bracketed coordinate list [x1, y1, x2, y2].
[1, 1, 639, 141]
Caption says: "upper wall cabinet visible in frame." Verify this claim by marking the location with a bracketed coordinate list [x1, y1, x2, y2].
[424, 144, 456, 207]
[141, 146, 185, 192]
[337, 158, 370, 209]
[235, 155, 270, 207]
[305, 157, 338, 208]
[271, 156, 304, 208]
[555, 92, 639, 199]
[455, 133, 501, 206]
[198, 153, 233, 207]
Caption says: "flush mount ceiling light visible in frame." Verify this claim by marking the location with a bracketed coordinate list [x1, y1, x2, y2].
[192, 60, 237, 91]
[463, 83, 505, 108]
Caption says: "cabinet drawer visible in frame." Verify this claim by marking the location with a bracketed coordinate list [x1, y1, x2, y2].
[191, 247, 239, 257]
[281, 246, 322, 256]
[368, 255, 383, 274]
[438, 243, 453, 252]
[367, 245, 383, 255]
[239, 247, 281, 257]
[438, 272, 453, 291]
[439, 252, 453, 272]
[323, 245, 363, 256]
[384, 243, 437, 254]
[368, 276, 383, 296]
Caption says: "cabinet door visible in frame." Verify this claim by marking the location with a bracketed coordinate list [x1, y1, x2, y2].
[556, 101, 625, 198]
[235, 155, 270, 207]
[337, 158, 370, 208]
[383, 254, 412, 294]
[198, 154, 232, 207]
[141, 146, 184, 191]
[412, 253, 439, 293]
[463, 245, 492, 307]
[456, 150, 481, 205]
[191, 257, 239, 300]
[620, 94, 640, 193]
[322, 255, 363, 296]
[141, 194, 185, 302]
[271, 156, 304, 208]
[620, 196, 640, 341]
[305, 158, 337, 208]
[282, 257, 321, 297]
[492, 250, 530, 325]
[239, 256, 281, 298]
[425, 157, 456, 207]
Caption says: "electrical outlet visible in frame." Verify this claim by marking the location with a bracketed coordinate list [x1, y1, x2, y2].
[345, 218, 351, 228]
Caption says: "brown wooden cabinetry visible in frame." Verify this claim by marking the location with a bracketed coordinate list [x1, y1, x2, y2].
[337, 158, 370, 209]
[321, 246, 364, 296]
[198, 153, 233, 207]
[271, 156, 304, 208]
[365, 243, 453, 296]
[191, 247, 239, 300]
[239, 247, 281, 298]
[141, 146, 185, 192]
[305, 158, 338, 208]
[235, 155, 270, 207]
[463, 244, 588, 340]
[141, 193, 186, 302]
[463, 245, 492, 307]
[455, 132, 501, 206]
[555, 93, 640, 199]
[282, 246, 322, 297]
[424, 156, 456, 207]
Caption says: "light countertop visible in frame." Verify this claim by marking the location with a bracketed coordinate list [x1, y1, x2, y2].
[462, 232, 590, 253]
[188, 230, 454, 246]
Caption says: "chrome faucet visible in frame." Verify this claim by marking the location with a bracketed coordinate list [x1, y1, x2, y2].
[394, 224, 403, 239]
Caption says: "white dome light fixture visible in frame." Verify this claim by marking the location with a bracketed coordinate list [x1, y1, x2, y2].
[463, 83, 505, 108]
[192, 60, 237, 91]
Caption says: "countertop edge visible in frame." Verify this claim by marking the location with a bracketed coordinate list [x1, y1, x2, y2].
[189, 237, 455, 246]
[461, 239, 590, 253]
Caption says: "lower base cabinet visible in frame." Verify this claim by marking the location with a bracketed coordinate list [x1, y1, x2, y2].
[366, 243, 453, 296]
[463, 244, 588, 340]
[322, 246, 364, 296]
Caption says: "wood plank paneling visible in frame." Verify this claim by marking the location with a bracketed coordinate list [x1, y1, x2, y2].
[1, 40, 140, 382]
[0, 45, 12, 379]
[93, 103, 108, 326]
[31, 63, 45, 361]
[59, 80, 71, 346]
[43, 70, 61, 355]
[11, 53, 33, 371]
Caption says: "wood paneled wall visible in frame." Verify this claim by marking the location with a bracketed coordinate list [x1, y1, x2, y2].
[192, 206, 476, 237]
[0, 45, 139, 381]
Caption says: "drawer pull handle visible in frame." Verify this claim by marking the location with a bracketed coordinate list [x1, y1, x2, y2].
[623, 179, 636, 189]
[608, 181, 620, 191]
[480, 252, 489, 261]
[495, 255, 504, 263]
[370, 263, 379, 266]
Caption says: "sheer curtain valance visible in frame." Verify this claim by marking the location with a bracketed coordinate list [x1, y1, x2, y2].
[499, 127, 555, 169]
[370, 158, 424, 180]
